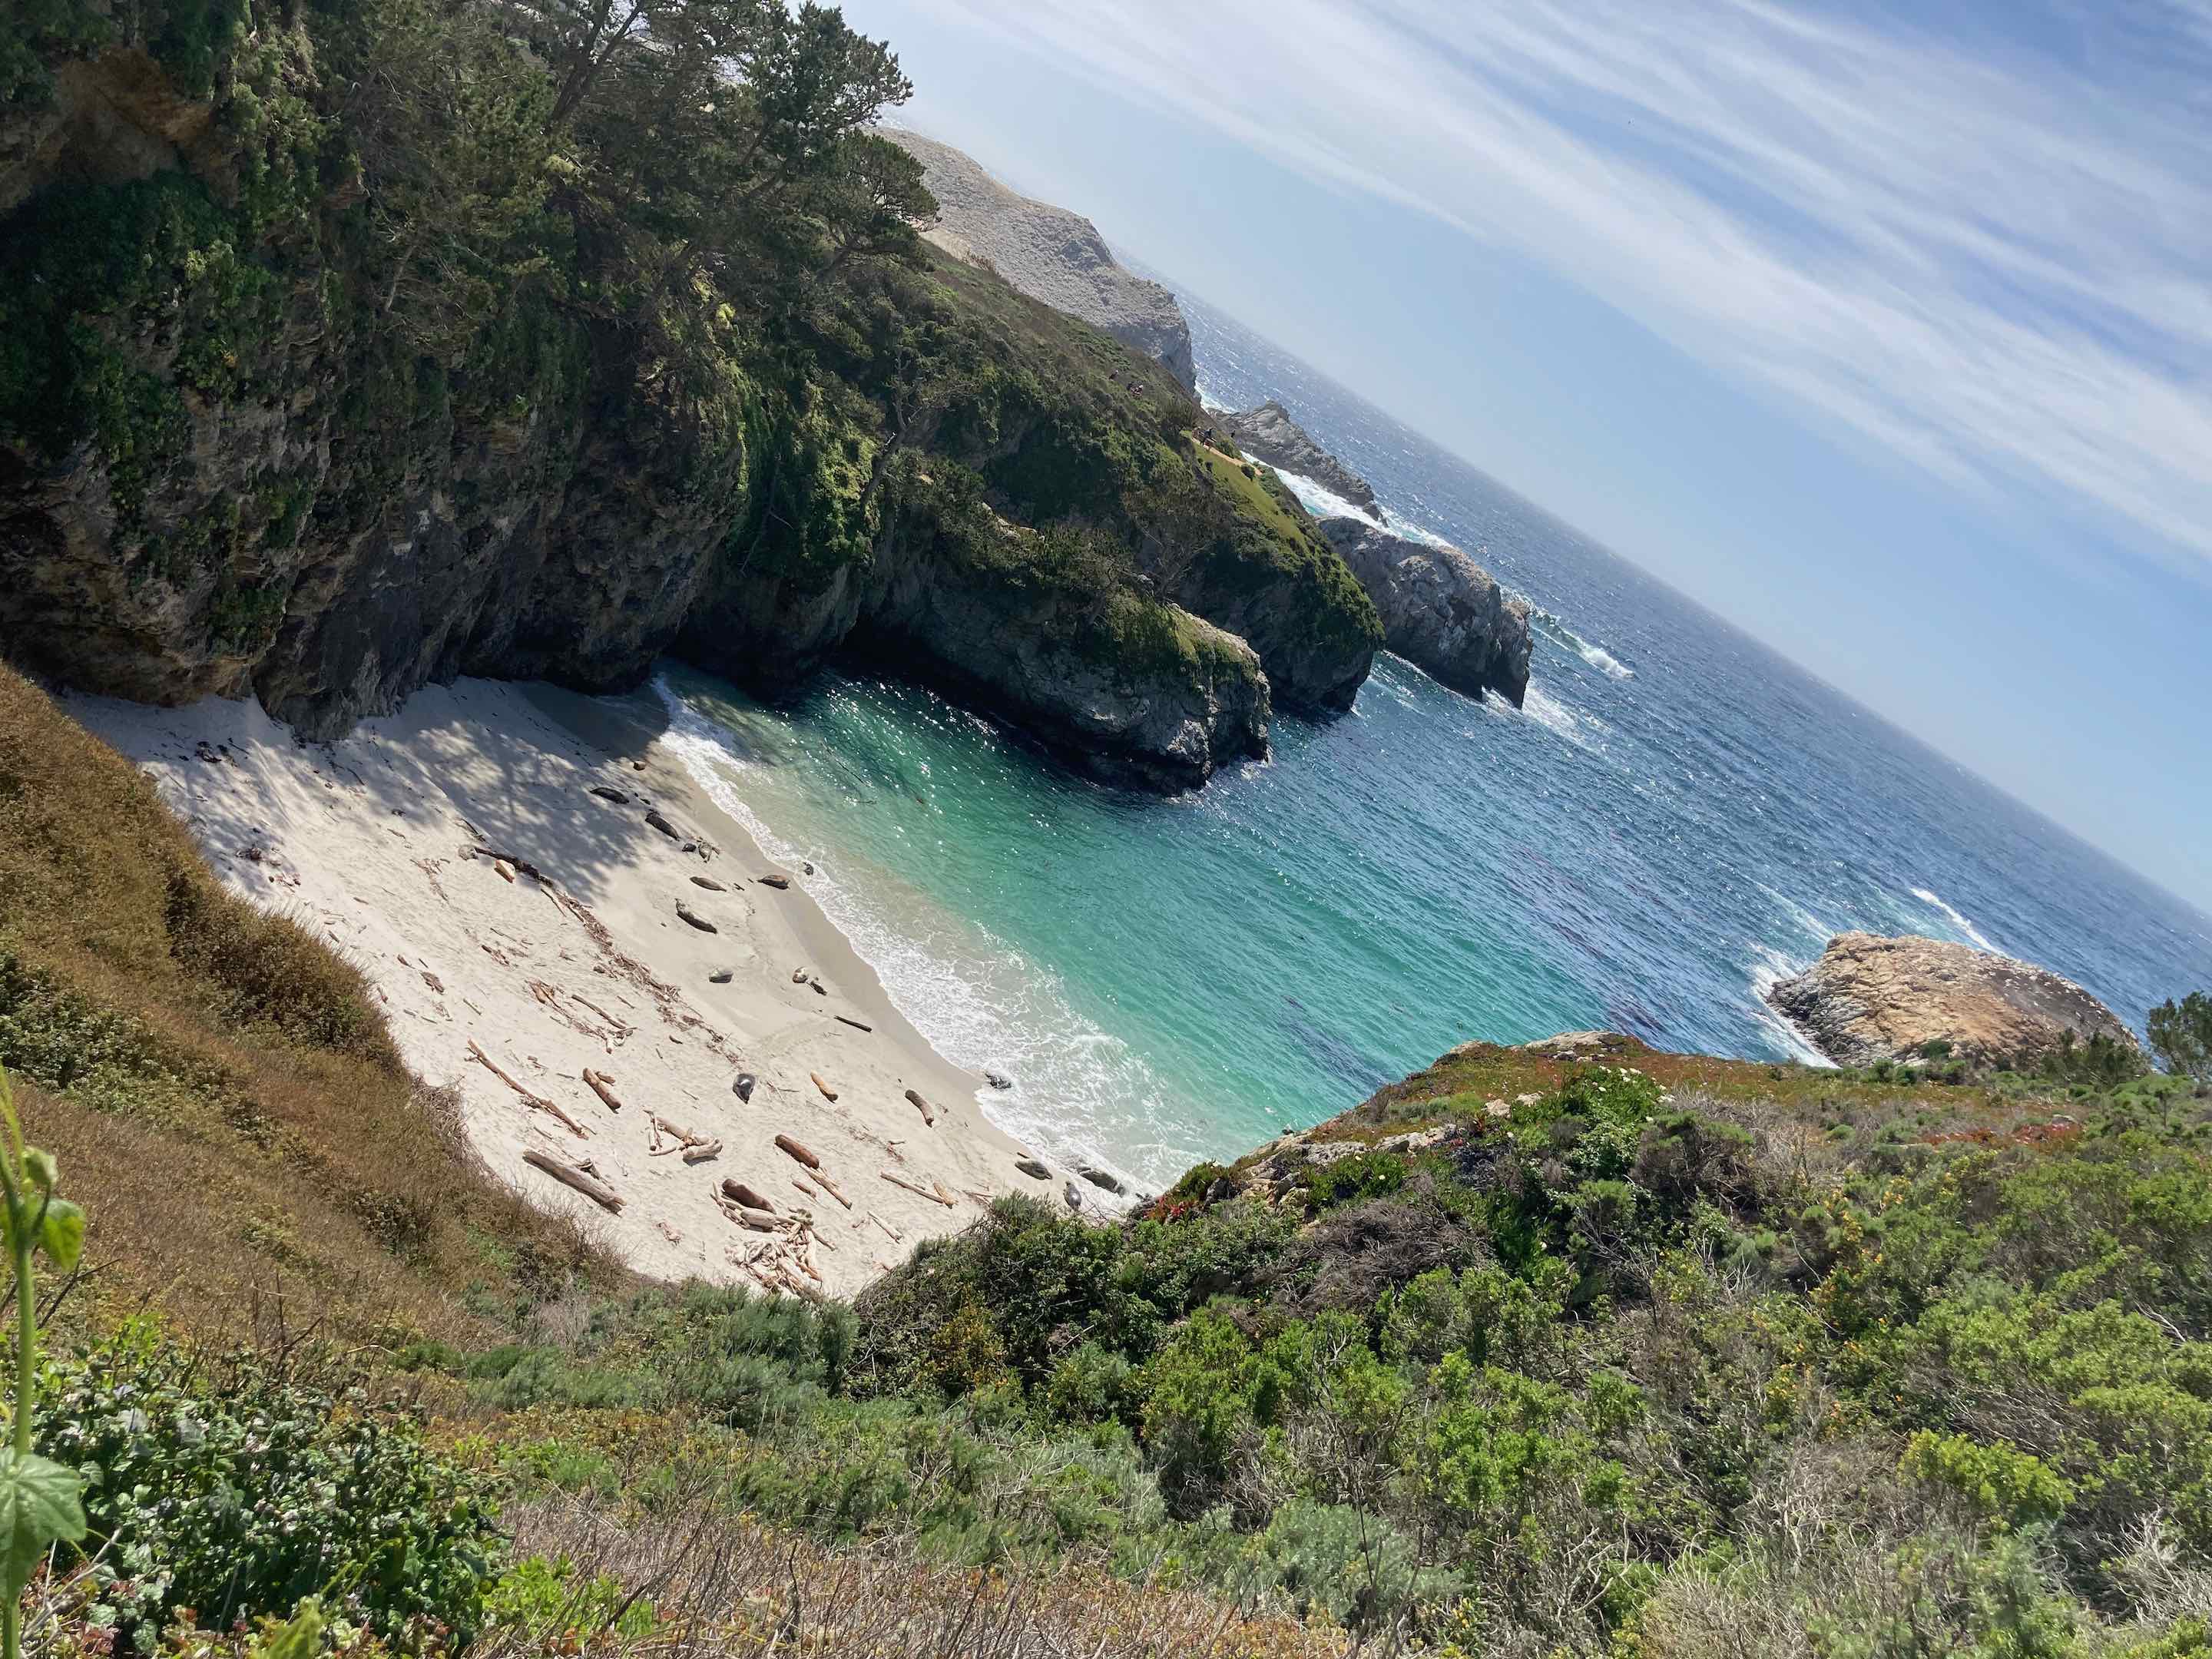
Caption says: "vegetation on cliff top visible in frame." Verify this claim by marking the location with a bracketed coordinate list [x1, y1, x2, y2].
[0, 0, 1373, 747]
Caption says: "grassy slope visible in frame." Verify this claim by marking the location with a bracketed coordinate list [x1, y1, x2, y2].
[0, 664, 611, 1344]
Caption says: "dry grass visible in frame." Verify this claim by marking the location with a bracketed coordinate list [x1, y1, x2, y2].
[0, 664, 619, 1346]
[482, 1491, 1358, 1659]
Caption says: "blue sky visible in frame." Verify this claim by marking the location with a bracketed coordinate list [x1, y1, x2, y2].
[838, 0, 2212, 916]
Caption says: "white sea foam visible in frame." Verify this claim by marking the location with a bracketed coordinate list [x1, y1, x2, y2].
[1261, 462, 1382, 525]
[1747, 943, 1839, 1068]
[1909, 886, 2001, 953]
[1518, 685, 1609, 751]
[1532, 607, 1634, 680]
[1757, 882, 1837, 947]
[1375, 507, 1456, 551]
[651, 677, 1181, 1197]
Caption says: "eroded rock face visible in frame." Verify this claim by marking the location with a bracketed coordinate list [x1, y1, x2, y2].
[1221, 402, 1376, 512]
[1321, 519, 1531, 705]
[882, 130, 1197, 391]
[686, 490, 1271, 792]
[1767, 932, 2141, 1068]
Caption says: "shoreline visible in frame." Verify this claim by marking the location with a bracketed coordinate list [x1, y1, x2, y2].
[68, 676, 1061, 1296]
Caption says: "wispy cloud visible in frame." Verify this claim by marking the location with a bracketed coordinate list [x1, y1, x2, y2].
[907, 0, 2212, 568]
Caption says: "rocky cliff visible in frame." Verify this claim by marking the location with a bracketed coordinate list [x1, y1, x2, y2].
[1767, 932, 2142, 1068]
[1221, 400, 1378, 512]
[880, 130, 1197, 392]
[0, 28, 1380, 790]
[1321, 518, 1532, 704]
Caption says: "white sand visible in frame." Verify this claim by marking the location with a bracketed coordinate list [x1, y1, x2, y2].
[68, 677, 1070, 1296]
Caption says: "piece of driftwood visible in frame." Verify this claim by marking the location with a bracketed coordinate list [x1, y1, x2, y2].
[813, 1172, 853, 1210]
[809, 1071, 838, 1102]
[680, 1141, 722, 1164]
[722, 1179, 778, 1212]
[836, 1015, 873, 1033]
[869, 1213, 903, 1244]
[524, 1149, 622, 1212]
[727, 1205, 785, 1233]
[472, 846, 547, 882]
[904, 1088, 936, 1127]
[880, 1170, 955, 1207]
[581, 1068, 624, 1112]
[467, 1041, 588, 1137]
[932, 1177, 956, 1205]
[793, 1177, 820, 1200]
[775, 1134, 821, 1169]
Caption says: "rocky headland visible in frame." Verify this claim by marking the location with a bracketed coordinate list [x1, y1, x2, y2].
[880, 129, 1197, 392]
[1221, 399, 1379, 512]
[1766, 930, 2142, 1067]
[1322, 518, 1533, 704]
[0, 38, 1388, 793]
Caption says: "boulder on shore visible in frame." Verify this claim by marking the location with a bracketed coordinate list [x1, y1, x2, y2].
[1320, 519, 1532, 706]
[1766, 932, 2141, 1068]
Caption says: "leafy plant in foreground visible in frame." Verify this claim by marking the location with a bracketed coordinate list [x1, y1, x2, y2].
[0, 1065, 86, 1659]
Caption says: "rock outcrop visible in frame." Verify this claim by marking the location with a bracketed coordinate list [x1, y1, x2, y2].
[882, 130, 1197, 392]
[1766, 932, 2141, 1068]
[1221, 402, 1377, 512]
[1320, 520, 1531, 705]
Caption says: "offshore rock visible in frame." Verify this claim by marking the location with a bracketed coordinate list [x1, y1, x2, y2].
[1221, 402, 1377, 512]
[882, 130, 1197, 391]
[1766, 932, 2141, 1068]
[1321, 519, 1532, 705]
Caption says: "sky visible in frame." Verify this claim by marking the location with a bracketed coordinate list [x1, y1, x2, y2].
[835, 0, 2212, 916]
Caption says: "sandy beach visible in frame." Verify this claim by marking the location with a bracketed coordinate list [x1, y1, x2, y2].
[69, 677, 1058, 1296]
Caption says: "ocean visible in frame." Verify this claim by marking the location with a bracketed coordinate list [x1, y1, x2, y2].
[654, 294, 2212, 1194]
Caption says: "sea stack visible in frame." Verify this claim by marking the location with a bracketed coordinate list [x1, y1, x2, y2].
[1321, 519, 1532, 705]
[1766, 932, 2141, 1068]
[1222, 401, 1379, 512]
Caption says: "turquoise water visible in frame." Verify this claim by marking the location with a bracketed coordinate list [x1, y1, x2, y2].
[651, 300, 2212, 1195]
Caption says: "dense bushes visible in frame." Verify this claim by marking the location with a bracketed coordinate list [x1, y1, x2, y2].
[25, 1038, 2212, 1653]
[41, 1329, 498, 1649]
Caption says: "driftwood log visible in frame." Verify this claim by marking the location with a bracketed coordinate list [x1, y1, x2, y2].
[836, 1015, 873, 1033]
[813, 1171, 853, 1210]
[524, 1149, 623, 1212]
[582, 1068, 624, 1112]
[880, 1170, 955, 1207]
[467, 1041, 588, 1137]
[904, 1088, 937, 1127]
[721, 1180, 778, 1212]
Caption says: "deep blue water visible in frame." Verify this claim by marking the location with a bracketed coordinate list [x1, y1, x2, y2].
[655, 294, 2212, 1192]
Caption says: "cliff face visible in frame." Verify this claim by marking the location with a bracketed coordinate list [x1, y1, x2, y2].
[880, 130, 1197, 392]
[0, 35, 1336, 790]
[1767, 932, 2142, 1068]
[1221, 401, 1377, 512]
[1321, 519, 1531, 704]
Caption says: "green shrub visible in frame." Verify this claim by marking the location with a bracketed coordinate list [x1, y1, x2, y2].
[1301, 1151, 1406, 1213]
[41, 1328, 500, 1647]
[1901, 1431, 2074, 1532]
